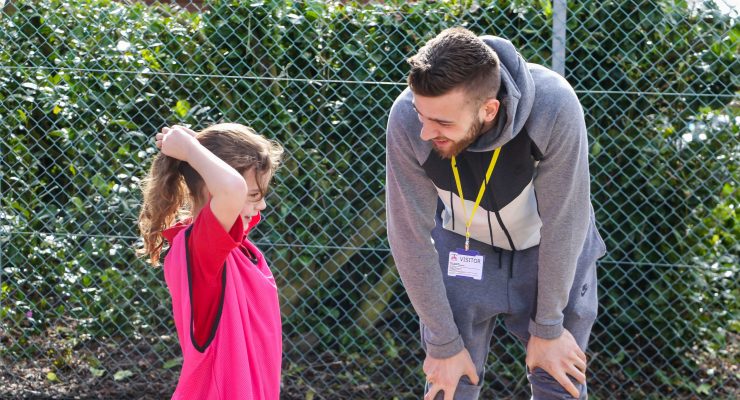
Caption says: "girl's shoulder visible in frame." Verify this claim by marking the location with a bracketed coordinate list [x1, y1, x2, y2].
[162, 219, 192, 244]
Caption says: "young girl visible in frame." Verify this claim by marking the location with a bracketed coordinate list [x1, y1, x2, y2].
[138, 123, 284, 399]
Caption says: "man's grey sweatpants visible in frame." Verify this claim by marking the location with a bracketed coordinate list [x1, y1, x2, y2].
[423, 226, 599, 400]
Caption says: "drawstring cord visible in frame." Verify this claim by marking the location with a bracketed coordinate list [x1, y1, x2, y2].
[486, 209, 503, 269]
[450, 175, 455, 231]
[484, 179, 516, 278]
[509, 250, 515, 278]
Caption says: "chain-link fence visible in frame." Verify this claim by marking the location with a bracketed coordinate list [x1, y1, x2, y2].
[1, 0, 737, 398]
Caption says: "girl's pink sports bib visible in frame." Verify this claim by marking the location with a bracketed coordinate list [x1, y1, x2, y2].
[164, 221, 282, 400]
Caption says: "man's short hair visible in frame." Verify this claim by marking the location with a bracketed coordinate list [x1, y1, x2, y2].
[407, 27, 501, 104]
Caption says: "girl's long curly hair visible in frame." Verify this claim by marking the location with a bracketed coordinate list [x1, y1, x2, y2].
[137, 123, 283, 266]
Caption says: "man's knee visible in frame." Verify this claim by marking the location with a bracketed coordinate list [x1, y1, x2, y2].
[427, 374, 484, 400]
[528, 367, 588, 400]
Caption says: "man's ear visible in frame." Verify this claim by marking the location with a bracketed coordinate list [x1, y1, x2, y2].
[481, 98, 500, 123]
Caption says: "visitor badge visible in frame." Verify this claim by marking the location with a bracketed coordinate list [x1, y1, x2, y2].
[448, 249, 484, 280]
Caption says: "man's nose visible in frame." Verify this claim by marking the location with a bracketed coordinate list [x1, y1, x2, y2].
[419, 124, 436, 141]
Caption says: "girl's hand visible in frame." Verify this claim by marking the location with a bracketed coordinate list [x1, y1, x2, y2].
[155, 125, 198, 161]
[161, 125, 197, 137]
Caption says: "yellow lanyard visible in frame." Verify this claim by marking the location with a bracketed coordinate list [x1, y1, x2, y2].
[451, 147, 501, 251]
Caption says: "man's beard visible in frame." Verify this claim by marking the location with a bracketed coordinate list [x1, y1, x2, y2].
[432, 117, 484, 159]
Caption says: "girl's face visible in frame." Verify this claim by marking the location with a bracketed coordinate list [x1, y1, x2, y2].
[240, 168, 269, 228]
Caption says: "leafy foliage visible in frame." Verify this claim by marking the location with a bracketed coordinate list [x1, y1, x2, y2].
[0, 0, 736, 397]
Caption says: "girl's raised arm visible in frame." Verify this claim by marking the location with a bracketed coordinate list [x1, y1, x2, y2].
[156, 125, 247, 232]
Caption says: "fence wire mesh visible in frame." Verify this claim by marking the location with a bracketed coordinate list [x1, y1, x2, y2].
[1, 0, 738, 399]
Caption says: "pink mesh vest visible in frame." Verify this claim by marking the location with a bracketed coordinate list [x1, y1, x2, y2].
[164, 224, 282, 400]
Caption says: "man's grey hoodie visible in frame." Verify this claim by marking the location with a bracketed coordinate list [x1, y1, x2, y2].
[386, 36, 606, 358]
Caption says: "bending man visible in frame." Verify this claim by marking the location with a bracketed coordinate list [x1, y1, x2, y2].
[386, 28, 606, 400]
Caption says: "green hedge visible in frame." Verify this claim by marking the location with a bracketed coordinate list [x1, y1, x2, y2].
[1, 0, 737, 397]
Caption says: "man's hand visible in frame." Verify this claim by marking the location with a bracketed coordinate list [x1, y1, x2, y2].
[423, 348, 479, 400]
[525, 329, 587, 398]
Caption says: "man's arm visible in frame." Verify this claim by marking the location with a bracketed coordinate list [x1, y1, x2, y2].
[527, 75, 593, 398]
[529, 80, 592, 339]
[385, 91, 464, 359]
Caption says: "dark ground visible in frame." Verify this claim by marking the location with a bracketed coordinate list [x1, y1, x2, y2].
[1, 329, 737, 399]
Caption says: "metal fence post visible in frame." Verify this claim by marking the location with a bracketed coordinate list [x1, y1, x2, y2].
[552, 0, 567, 76]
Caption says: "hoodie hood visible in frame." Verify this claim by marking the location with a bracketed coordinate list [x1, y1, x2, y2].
[467, 36, 536, 152]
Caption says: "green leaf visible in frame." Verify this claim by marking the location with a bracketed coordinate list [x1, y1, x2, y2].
[162, 357, 182, 369]
[609, 350, 626, 365]
[590, 140, 602, 156]
[46, 372, 59, 382]
[108, 119, 137, 129]
[89, 367, 105, 377]
[70, 196, 84, 213]
[173, 99, 191, 118]
[696, 383, 711, 395]
[91, 174, 111, 196]
[721, 183, 734, 197]
[113, 369, 134, 381]
[539, 0, 552, 16]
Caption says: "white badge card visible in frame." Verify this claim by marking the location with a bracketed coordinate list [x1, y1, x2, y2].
[448, 249, 485, 280]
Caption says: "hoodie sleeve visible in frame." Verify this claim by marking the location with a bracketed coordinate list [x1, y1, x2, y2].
[385, 93, 465, 359]
[529, 78, 592, 339]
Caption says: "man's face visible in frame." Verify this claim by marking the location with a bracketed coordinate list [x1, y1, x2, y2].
[412, 89, 486, 159]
